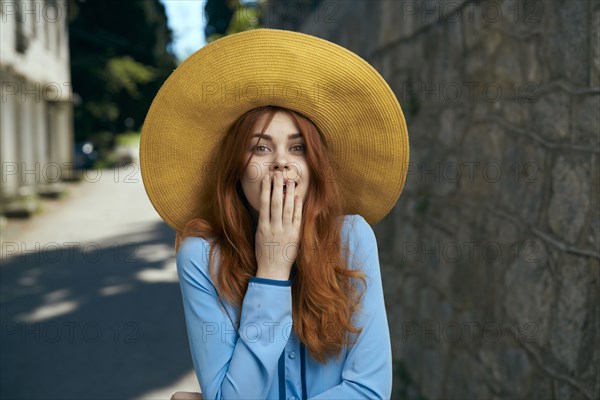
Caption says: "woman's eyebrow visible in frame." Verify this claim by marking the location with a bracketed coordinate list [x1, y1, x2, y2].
[251, 133, 304, 141]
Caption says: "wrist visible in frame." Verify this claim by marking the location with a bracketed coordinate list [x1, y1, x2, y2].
[255, 269, 291, 281]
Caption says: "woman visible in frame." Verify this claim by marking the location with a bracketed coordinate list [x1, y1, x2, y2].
[140, 29, 409, 400]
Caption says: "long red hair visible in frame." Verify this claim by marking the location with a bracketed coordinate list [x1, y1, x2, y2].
[175, 105, 367, 363]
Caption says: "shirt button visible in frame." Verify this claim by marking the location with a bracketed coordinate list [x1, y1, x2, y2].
[288, 351, 296, 359]
[289, 397, 296, 400]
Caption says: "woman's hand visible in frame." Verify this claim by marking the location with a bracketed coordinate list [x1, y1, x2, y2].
[255, 170, 303, 280]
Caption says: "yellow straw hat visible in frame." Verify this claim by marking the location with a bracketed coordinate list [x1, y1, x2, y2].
[140, 28, 409, 232]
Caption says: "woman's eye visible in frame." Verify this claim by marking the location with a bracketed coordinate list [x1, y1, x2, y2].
[253, 145, 268, 152]
[253, 144, 306, 153]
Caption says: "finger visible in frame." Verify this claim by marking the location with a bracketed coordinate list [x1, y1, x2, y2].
[293, 192, 303, 230]
[259, 174, 271, 225]
[272, 171, 283, 228]
[283, 180, 295, 225]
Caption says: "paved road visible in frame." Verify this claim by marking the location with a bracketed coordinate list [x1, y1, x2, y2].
[1, 164, 201, 400]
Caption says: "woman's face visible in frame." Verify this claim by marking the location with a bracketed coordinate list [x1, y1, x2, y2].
[241, 111, 310, 218]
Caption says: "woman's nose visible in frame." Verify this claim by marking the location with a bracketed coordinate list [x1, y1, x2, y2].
[271, 161, 302, 181]
[274, 150, 290, 166]
[271, 150, 291, 171]
[271, 161, 290, 173]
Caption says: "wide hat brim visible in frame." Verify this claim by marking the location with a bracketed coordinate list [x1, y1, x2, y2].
[140, 28, 409, 232]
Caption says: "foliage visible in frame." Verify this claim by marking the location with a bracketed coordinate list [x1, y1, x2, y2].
[115, 131, 142, 147]
[104, 57, 157, 98]
[227, 1, 262, 35]
[204, 0, 262, 43]
[204, 0, 235, 43]
[68, 0, 177, 144]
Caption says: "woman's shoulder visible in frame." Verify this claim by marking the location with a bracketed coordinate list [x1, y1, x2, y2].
[340, 213, 367, 227]
[176, 236, 231, 310]
[340, 214, 380, 275]
[177, 234, 214, 255]
[340, 214, 376, 243]
[176, 235, 217, 276]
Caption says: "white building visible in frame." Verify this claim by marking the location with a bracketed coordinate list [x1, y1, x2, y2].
[0, 0, 74, 217]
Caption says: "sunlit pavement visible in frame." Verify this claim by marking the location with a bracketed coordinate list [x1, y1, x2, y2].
[1, 165, 201, 400]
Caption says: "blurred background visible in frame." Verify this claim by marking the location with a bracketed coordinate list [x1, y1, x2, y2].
[1, 0, 598, 399]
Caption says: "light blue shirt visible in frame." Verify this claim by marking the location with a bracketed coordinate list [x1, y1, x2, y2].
[176, 214, 393, 399]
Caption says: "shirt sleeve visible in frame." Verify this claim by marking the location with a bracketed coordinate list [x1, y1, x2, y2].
[176, 236, 293, 399]
[310, 215, 393, 399]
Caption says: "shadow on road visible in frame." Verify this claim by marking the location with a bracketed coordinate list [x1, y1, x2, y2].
[1, 220, 194, 400]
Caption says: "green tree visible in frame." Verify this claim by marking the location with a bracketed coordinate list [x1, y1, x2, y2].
[204, 0, 235, 43]
[204, 0, 262, 44]
[68, 0, 177, 144]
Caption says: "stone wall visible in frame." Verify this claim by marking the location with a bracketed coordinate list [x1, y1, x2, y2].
[262, 0, 599, 398]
